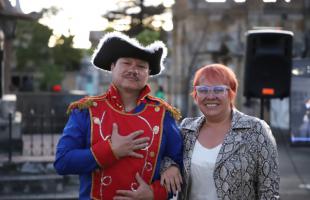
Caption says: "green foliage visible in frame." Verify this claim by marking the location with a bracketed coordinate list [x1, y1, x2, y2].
[15, 20, 53, 71]
[104, 0, 166, 36]
[52, 35, 83, 71]
[104, 27, 115, 33]
[135, 29, 161, 45]
[15, 20, 83, 72]
[14, 7, 84, 91]
[39, 63, 64, 91]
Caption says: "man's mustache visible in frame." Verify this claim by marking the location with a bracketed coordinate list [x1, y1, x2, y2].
[123, 72, 139, 81]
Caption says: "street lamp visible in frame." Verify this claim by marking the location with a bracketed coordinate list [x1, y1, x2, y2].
[0, 17, 16, 95]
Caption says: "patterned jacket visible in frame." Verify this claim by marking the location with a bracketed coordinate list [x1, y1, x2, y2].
[178, 109, 280, 200]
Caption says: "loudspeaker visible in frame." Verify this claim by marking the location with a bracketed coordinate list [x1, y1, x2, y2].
[243, 30, 293, 98]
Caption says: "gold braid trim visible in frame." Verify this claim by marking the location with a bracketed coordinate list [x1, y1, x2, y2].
[66, 98, 93, 114]
[66, 94, 107, 114]
[147, 95, 182, 121]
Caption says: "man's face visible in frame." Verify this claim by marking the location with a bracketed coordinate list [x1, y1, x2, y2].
[111, 57, 150, 92]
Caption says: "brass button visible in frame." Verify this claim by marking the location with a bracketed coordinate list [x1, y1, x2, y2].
[155, 106, 160, 112]
[150, 151, 155, 158]
[116, 103, 122, 108]
[93, 117, 100, 125]
[153, 126, 159, 134]
[93, 102, 98, 107]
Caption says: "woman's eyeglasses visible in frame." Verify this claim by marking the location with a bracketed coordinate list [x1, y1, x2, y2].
[195, 85, 230, 97]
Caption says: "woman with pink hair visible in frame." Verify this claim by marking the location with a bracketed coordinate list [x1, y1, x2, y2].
[161, 63, 279, 199]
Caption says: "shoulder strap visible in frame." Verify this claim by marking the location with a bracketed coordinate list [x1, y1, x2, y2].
[66, 94, 107, 114]
[147, 95, 182, 121]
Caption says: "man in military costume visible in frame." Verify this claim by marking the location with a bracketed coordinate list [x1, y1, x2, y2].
[54, 32, 183, 200]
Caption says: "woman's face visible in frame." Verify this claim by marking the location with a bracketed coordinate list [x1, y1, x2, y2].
[194, 76, 232, 120]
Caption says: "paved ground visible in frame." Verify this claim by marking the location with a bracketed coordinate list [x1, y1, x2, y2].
[170, 129, 310, 200]
[274, 129, 310, 199]
[170, 128, 310, 200]
[1, 130, 310, 199]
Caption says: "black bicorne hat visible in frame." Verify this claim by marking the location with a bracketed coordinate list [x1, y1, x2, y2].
[92, 32, 167, 75]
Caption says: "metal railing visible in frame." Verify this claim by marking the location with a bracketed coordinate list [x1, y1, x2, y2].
[2, 110, 67, 162]
[21, 110, 67, 157]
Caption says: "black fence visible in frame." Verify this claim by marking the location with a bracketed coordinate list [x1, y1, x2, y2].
[0, 92, 85, 158]
[16, 92, 85, 134]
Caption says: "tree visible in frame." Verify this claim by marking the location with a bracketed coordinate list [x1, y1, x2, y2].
[14, 7, 84, 91]
[103, 0, 169, 37]
[15, 20, 53, 71]
[135, 29, 161, 45]
[39, 63, 64, 91]
[52, 35, 83, 71]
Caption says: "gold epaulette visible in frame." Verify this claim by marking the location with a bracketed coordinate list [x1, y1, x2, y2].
[66, 94, 107, 114]
[147, 95, 182, 121]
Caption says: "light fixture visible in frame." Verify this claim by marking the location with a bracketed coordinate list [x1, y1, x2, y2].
[262, 0, 277, 2]
[205, 0, 226, 2]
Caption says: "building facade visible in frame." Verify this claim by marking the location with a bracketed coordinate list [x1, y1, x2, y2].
[170, 0, 310, 118]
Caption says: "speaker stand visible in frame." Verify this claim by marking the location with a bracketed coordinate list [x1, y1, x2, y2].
[260, 97, 265, 120]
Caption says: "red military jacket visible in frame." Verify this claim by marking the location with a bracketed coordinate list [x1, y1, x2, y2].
[67, 84, 181, 200]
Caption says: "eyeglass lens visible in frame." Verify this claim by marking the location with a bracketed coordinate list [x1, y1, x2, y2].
[196, 85, 228, 96]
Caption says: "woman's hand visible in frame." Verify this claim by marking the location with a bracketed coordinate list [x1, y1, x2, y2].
[160, 165, 182, 195]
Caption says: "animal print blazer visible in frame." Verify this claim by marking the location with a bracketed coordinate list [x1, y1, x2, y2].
[177, 109, 280, 200]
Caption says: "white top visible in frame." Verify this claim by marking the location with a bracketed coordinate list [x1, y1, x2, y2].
[189, 140, 222, 200]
